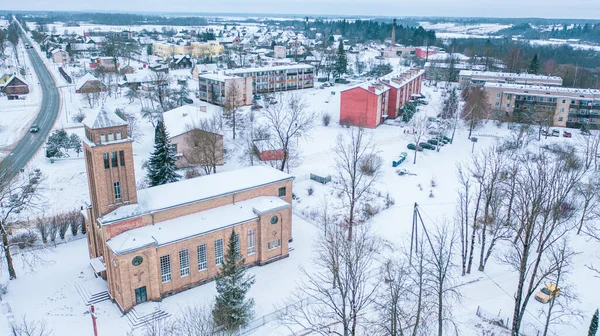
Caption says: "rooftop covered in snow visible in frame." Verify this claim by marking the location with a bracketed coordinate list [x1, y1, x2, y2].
[484, 82, 600, 96]
[106, 196, 290, 255]
[75, 73, 101, 91]
[162, 104, 222, 138]
[226, 63, 313, 75]
[98, 166, 293, 224]
[460, 70, 563, 82]
[82, 105, 128, 129]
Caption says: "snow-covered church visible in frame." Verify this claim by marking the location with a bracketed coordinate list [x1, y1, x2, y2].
[81, 107, 294, 312]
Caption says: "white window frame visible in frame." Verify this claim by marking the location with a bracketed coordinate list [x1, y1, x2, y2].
[268, 239, 281, 250]
[234, 233, 240, 258]
[197, 244, 207, 271]
[160, 255, 172, 283]
[247, 229, 256, 255]
[113, 182, 121, 200]
[179, 249, 190, 277]
[215, 239, 224, 265]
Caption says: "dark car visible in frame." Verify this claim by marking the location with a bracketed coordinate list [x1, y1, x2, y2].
[551, 129, 560, 137]
[29, 124, 39, 133]
[563, 131, 572, 138]
[407, 143, 423, 151]
[419, 142, 436, 150]
[183, 98, 193, 104]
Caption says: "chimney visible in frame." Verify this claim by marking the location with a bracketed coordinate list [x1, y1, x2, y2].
[391, 18, 396, 47]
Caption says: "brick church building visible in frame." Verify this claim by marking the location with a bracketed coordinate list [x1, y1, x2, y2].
[81, 107, 294, 312]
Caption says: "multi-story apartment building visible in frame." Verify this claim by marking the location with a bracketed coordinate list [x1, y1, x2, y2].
[152, 41, 224, 59]
[460, 70, 563, 89]
[380, 68, 425, 119]
[340, 82, 390, 128]
[198, 73, 253, 106]
[484, 83, 600, 128]
[81, 106, 294, 312]
[226, 64, 314, 94]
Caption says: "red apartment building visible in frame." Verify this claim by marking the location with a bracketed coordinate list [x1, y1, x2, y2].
[340, 83, 390, 128]
[380, 69, 425, 119]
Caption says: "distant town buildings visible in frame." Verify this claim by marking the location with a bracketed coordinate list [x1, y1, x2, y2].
[198, 73, 253, 106]
[152, 41, 224, 59]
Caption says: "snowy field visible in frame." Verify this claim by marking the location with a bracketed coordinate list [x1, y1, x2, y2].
[528, 39, 600, 51]
[418, 21, 511, 40]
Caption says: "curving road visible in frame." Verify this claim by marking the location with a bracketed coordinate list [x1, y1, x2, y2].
[1, 21, 60, 183]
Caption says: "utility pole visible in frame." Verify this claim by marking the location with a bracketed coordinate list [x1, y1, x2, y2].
[90, 305, 98, 336]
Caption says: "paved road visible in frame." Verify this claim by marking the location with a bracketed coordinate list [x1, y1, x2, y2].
[1, 23, 60, 183]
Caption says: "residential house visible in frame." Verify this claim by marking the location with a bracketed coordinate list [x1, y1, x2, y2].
[191, 63, 218, 81]
[169, 55, 193, 70]
[50, 49, 70, 64]
[76, 73, 107, 94]
[162, 104, 224, 168]
[0, 74, 29, 98]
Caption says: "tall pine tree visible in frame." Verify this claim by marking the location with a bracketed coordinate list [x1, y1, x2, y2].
[147, 120, 180, 186]
[528, 53, 540, 74]
[589, 309, 599, 336]
[213, 230, 255, 332]
[334, 39, 347, 79]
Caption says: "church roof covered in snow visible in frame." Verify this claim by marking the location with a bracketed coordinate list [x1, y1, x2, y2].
[98, 166, 293, 225]
[106, 196, 289, 255]
[82, 105, 128, 129]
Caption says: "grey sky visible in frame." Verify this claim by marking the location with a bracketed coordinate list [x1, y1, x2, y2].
[5, 0, 600, 19]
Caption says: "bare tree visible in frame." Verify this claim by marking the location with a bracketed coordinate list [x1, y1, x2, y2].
[185, 113, 224, 175]
[374, 258, 411, 336]
[461, 86, 490, 139]
[577, 130, 600, 171]
[13, 316, 53, 336]
[150, 71, 170, 109]
[455, 163, 472, 276]
[334, 126, 382, 241]
[425, 223, 460, 336]
[262, 94, 315, 172]
[576, 177, 599, 234]
[280, 221, 382, 336]
[115, 109, 144, 141]
[409, 115, 430, 164]
[539, 239, 581, 336]
[502, 149, 584, 336]
[0, 165, 45, 279]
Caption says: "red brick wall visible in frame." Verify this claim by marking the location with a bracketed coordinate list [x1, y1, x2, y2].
[340, 87, 380, 128]
[385, 86, 399, 119]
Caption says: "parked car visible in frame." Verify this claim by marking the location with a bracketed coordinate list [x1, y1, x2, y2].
[541, 129, 549, 137]
[183, 98, 193, 104]
[535, 284, 560, 303]
[419, 142, 436, 150]
[29, 124, 39, 133]
[407, 143, 423, 151]
[417, 99, 429, 105]
[552, 129, 560, 137]
[427, 139, 443, 146]
[563, 131, 572, 138]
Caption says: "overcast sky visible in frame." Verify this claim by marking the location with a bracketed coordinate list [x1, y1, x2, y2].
[5, 0, 600, 19]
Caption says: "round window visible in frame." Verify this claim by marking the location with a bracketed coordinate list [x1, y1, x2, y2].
[270, 216, 278, 224]
[132, 256, 143, 266]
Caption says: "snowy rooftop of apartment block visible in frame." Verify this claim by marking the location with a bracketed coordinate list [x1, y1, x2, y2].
[99, 166, 293, 224]
[484, 82, 600, 95]
[198, 72, 238, 81]
[106, 196, 290, 255]
[162, 104, 222, 137]
[226, 63, 313, 74]
[460, 70, 563, 81]
[380, 68, 425, 89]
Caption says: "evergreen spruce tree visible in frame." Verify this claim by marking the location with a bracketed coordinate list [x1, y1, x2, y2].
[589, 309, 599, 336]
[334, 39, 348, 79]
[146, 120, 180, 186]
[213, 230, 256, 332]
[177, 82, 189, 106]
[528, 53, 540, 74]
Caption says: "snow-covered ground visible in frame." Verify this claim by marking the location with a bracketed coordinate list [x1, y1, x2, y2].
[419, 21, 511, 40]
[3, 74, 598, 336]
[528, 39, 600, 51]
